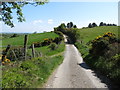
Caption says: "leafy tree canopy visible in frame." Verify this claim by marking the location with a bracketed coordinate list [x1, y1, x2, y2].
[88, 23, 92, 28]
[73, 25, 77, 28]
[59, 23, 66, 29]
[99, 22, 104, 26]
[92, 22, 97, 27]
[1, 1, 48, 28]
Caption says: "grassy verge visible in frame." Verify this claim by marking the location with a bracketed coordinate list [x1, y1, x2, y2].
[2, 55, 63, 88]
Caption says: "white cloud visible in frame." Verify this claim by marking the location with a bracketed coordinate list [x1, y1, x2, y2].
[48, 19, 53, 24]
[33, 20, 43, 25]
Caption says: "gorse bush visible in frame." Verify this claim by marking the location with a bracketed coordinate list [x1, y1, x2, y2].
[87, 32, 120, 86]
[1, 55, 11, 65]
[90, 32, 118, 58]
[30, 36, 63, 48]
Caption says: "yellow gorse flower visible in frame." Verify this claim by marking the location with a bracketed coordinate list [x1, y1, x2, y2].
[1, 55, 11, 65]
[5, 59, 10, 62]
[44, 38, 49, 41]
[0, 56, 2, 60]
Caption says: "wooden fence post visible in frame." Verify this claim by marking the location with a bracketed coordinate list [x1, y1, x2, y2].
[24, 35, 28, 60]
[32, 44, 35, 58]
[2, 45, 11, 61]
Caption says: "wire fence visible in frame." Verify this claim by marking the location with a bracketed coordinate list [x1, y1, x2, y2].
[1, 35, 43, 62]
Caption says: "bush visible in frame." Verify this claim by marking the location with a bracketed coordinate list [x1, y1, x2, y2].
[53, 37, 63, 44]
[49, 43, 57, 50]
[32, 42, 41, 48]
[41, 38, 53, 46]
[6, 46, 25, 61]
[90, 32, 118, 58]
[86, 32, 120, 86]
[10, 34, 19, 38]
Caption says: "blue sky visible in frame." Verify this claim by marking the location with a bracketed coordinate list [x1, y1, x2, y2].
[1, 1, 118, 33]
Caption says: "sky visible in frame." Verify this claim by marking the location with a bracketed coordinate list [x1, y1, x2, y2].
[1, 1, 119, 33]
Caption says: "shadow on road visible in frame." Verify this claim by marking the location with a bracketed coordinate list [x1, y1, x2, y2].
[78, 62, 119, 89]
[79, 62, 90, 69]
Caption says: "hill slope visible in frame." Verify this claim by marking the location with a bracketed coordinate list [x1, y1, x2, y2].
[77, 26, 118, 44]
[2, 32, 59, 46]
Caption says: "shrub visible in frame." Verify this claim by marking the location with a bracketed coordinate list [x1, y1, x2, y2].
[32, 42, 41, 48]
[53, 37, 63, 44]
[10, 34, 19, 38]
[49, 43, 57, 50]
[87, 32, 120, 86]
[41, 38, 53, 46]
[6, 47, 25, 61]
[90, 32, 118, 58]
[1, 56, 11, 65]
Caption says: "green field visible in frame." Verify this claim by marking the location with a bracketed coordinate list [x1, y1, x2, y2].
[27, 41, 65, 57]
[77, 26, 118, 44]
[2, 32, 59, 46]
[75, 26, 118, 57]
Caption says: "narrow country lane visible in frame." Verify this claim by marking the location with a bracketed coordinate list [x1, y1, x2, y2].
[44, 35, 108, 88]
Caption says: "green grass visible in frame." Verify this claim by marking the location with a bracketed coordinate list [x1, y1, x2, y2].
[75, 26, 118, 57]
[27, 41, 65, 57]
[2, 55, 64, 88]
[2, 35, 65, 88]
[77, 26, 118, 44]
[2, 32, 59, 46]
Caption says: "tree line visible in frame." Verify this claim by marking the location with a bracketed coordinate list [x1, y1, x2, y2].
[56, 22, 77, 29]
[88, 22, 117, 28]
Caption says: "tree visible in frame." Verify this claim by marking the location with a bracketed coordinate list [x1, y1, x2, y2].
[60, 23, 66, 29]
[1, 1, 48, 28]
[103, 23, 106, 26]
[67, 23, 70, 28]
[113, 24, 117, 26]
[88, 23, 93, 28]
[73, 25, 77, 28]
[99, 22, 104, 26]
[69, 22, 73, 28]
[92, 22, 97, 27]
[107, 24, 110, 26]
[67, 22, 73, 28]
